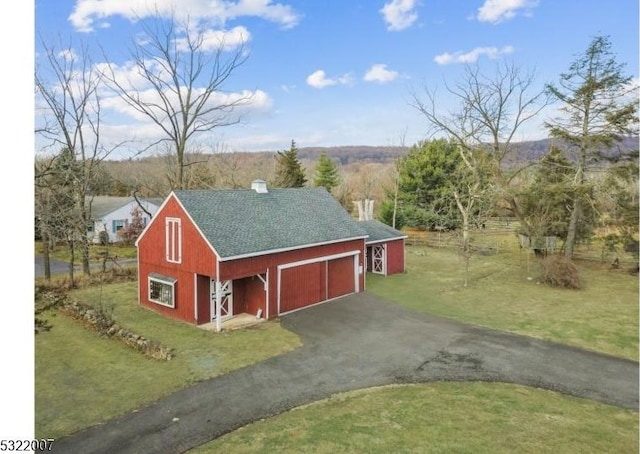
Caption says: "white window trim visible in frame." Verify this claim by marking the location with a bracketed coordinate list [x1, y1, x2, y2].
[165, 217, 182, 264]
[148, 274, 176, 308]
[113, 219, 127, 233]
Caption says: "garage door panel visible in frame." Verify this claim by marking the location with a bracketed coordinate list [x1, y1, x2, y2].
[280, 262, 323, 313]
[327, 256, 355, 299]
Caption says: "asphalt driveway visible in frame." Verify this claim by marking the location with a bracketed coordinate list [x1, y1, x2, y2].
[34, 255, 71, 277]
[34, 255, 137, 278]
[52, 292, 639, 454]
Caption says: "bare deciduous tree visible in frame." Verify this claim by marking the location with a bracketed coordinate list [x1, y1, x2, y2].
[35, 38, 121, 279]
[104, 14, 253, 189]
[411, 61, 550, 238]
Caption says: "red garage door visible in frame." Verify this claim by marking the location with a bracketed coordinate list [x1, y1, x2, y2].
[327, 256, 355, 299]
[279, 262, 325, 314]
[279, 255, 357, 315]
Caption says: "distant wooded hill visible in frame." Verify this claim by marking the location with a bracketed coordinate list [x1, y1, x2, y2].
[289, 136, 638, 165]
[106, 136, 638, 166]
[95, 136, 637, 199]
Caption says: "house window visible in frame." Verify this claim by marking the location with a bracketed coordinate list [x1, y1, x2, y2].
[112, 219, 127, 233]
[148, 274, 176, 308]
[165, 217, 182, 263]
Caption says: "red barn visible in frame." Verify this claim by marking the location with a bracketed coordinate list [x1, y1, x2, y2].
[360, 220, 407, 276]
[136, 180, 405, 331]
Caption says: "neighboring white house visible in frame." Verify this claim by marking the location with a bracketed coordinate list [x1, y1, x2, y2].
[87, 196, 162, 244]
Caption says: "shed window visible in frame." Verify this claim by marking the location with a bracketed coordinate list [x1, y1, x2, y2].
[149, 274, 176, 308]
[165, 217, 182, 263]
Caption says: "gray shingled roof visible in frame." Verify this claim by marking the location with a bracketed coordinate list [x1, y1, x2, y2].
[173, 188, 368, 259]
[88, 196, 163, 219]
[359, 220, 407, 243]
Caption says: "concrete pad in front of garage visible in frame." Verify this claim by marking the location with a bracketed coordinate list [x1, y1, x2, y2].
[51, 292, 639, 454]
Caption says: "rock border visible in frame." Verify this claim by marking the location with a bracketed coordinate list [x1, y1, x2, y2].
[60, 300, 174, 361]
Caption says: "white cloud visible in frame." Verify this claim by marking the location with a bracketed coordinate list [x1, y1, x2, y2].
[175, 26, 251, 52]
[477, 0, 538, 24]
[434, 45, 514, 65]
[57, 49, 78, 62]
[306, 70, 352, 89]
[69, 0, 300, 33]
[363, 64, 399, 84]
[380, 0, 418, 31]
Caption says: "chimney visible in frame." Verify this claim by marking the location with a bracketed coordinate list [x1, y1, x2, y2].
[251, 179, 268, 193]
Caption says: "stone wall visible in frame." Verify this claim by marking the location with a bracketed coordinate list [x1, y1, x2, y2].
[60, 301, 174, 361]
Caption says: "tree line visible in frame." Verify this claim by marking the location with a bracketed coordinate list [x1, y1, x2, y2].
[379, 35, 637, 281]
[35, 23, 637, 286]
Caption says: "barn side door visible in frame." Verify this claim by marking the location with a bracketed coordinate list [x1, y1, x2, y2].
[210, 279, 233, 321]
[372, 244, 386, 275]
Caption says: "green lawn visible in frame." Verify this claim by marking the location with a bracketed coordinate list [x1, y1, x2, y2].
[195, 382, 639, 454]
[35, 282, 301, 439]
[367, 245, 639, 360]
[35, 242, 639, 444]
[35, 241, 138, 262]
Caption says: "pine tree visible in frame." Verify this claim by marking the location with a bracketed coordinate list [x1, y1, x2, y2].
[273, 140, 307, 188]
[313, 152, 340, 192]
[519, 146, 596, 242]
[545, 35, 638, 257]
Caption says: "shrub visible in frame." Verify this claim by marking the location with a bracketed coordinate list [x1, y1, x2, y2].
[98, 230, 110, 246]
[539, 255, 582, 289]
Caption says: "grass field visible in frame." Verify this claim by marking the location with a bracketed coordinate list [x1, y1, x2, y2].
[192, 242, 638, 453]
[367, 244, 639, 360]
[195, 382, 639, 454]
[35, 282, 301, 439]
[34, 239, 638, 445]
[35, 241, 138, 262]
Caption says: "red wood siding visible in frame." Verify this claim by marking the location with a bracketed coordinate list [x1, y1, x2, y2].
[234, 276, 266, 317]
[137, 195, 218, 324]
[385, 239, 405, 275]
[280, 262, 324, 313]
[219, 239, 365, 318]
[196, 274, 211, 324]
[327, 256, 355, 299]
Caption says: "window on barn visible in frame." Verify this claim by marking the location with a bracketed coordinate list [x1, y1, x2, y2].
[148, 274, 176, 308]
[112, 219, 127, 233]
[165, 217, 182, 263]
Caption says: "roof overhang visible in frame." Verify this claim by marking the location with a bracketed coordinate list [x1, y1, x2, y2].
[219, 235, 369, 262]
[365, 235, 408, 245]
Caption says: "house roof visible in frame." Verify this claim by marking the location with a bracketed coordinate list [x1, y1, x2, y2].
[172, 188, 368, 259]
[359, 220, 407, 244]
[88, 196, 163, 219]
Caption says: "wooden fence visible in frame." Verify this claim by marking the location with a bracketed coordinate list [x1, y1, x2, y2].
[403, 219, 638, 268]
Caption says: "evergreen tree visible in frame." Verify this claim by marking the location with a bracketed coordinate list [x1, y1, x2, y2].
[518, 146, 596, 243]
[313, 152, 340, 191]
[545, 35, 638, 257]
[393, 139, 470, 231]
[273, 140, 307, 188]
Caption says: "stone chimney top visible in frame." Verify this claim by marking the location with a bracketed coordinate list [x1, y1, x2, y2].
[251, 179, 268, 193]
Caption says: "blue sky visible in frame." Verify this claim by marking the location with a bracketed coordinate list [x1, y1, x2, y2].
[33, 1, 638, 158]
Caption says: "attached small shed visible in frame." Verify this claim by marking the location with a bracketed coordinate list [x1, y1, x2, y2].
[136, 181, 375, 331]
[360, 220, 407, 276]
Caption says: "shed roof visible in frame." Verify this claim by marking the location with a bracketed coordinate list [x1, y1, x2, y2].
[88, 196, 163, 219]
[359, 220, 407, 244]
[172, 188, 368, 259]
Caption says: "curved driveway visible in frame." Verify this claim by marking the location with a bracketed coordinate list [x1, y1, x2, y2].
[52, 293, 639, 454]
